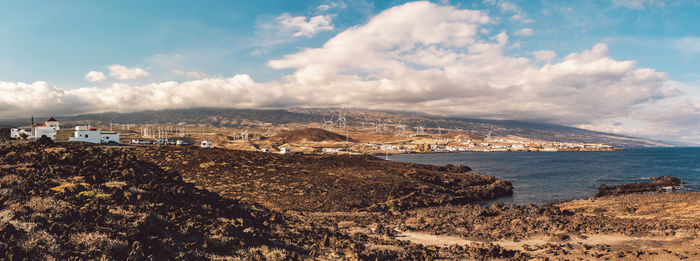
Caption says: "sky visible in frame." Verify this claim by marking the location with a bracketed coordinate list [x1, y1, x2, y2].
[1, 0, 699, 144]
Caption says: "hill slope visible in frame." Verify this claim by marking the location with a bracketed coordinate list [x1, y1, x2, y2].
[0, 107, 673, 147]
[269, 128, 357, 144]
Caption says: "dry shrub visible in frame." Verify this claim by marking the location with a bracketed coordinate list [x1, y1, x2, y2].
[25, 197, 67, 212]
[21, 229, 59, 257]
[107, 206, 137, 219]
[70, 231, 127, 254]
[0, 209, 14, 225]
[200, 161, 217, 169]
[0, 210, 37, 233]
[0, 174, 24, 186]
[230, 246, 289, 261]
[103, 180, 127, 189]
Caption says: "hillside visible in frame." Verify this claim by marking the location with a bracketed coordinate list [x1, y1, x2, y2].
[2, 108, 319, 128]
[268, 128, 357, 144]
[0, 107, 673, 147]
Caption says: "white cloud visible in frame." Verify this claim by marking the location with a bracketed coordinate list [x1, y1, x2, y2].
[674, 36, 700, 56]
[108, 65, 150, 80]
[318, 2, 347, 12]
[484, 0, 520, 13]
[510, 14, 534, 24]
[1, 1, 697, 143]
[532, 50, 557, 62]
[612, 0, 664, 10]
[185, 71, 209, 79]
[173, 70, 209, 79]
[514, 28, 533, 36]
[277, 13, 334, 37]
[83, 71, 106, 82]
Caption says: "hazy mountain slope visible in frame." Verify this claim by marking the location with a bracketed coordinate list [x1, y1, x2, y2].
[3, 108, 320, 128]
[0, 107, 671, 147]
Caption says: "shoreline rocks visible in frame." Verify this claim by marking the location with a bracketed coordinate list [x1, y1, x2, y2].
[596, 176, 682, 197]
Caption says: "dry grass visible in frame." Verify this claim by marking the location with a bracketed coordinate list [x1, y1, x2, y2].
[0, 209, 37, 233]
[200, 161, 217, 169]
[21, 229, 59, 257]
[227, 246, 289, 261]
[107, 206, 137, 219]
[128, 186, 146, 194]
[0, 174, 24, 186]
[25, 197, 68, 212]
[103, 180, 127, 189]
[70, 231, 127, 253]
[0, 209, 14, 225]
[2, 210, 59, 258]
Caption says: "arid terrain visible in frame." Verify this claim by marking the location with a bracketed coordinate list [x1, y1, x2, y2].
[1, 140, 697, 260]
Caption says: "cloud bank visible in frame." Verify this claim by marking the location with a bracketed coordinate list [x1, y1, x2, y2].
[1, 1, 697, 143]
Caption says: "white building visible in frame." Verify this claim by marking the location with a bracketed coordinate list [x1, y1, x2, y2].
[279, 147, 291, 154]
[10, 128, 31, 139]
[31, 117, 60, 140]
[100, 131, 119, 143]
[200, 140, 212, 148]
[69, 126, 120, 144]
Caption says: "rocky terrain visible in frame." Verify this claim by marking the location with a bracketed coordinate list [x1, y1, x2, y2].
[1, 140, 697, 260]
[596, 176, 682, 197]
[135, 146, 512, 212]
[0, 141, 525, 260]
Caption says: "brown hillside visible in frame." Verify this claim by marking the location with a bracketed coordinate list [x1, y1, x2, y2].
[443, 131, 483, 139]
[269, 128, 357, 143]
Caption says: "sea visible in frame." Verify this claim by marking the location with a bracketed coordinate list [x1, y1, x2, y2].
[387, 147, 700, 205]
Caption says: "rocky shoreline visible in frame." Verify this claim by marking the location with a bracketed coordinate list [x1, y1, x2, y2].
[1, 141, 697, 260]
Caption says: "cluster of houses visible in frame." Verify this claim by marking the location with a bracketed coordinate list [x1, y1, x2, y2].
[10, 117, 120, 144]
[358, 138, 615, 153]
[10, 117, 61, 140]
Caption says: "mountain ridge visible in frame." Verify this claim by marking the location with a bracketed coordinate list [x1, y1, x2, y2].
[0, 107, 677, 147]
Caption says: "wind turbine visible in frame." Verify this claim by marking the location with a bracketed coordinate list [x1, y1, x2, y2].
[335, 112, 347, 129]
[240, 130, 249, 142]
[322, 115, 335, 130]
[395, 120, 406, 136]
[414, 123, 425, 135]
[375, 119, 385, 139]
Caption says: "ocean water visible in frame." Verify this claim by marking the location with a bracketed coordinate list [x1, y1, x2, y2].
[387, 147, 700, 205]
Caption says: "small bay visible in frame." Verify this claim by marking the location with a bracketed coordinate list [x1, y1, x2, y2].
[387, 147, 700, 205]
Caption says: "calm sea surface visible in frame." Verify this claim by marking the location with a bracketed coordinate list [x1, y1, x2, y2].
[387, 147, 700, 205]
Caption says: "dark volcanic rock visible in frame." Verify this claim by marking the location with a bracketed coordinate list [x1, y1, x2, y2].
[596, 176, 682, 197]
[0, 142, 520, 260]
[0, 143, 286, 259]
[135, 146, 512, 212]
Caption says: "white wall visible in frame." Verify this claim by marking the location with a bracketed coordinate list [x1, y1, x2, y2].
[69, 130, 101, 143]
[100, 133, 120, 143]
[34, 126, 57, 140]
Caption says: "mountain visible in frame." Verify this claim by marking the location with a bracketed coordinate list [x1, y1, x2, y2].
[0, 107, 671, 147]
[1, 108, 319, 128]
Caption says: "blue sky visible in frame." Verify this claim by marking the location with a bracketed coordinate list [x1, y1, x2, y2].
[1, 0, 698, 86]
[1, 0, 699, 143]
